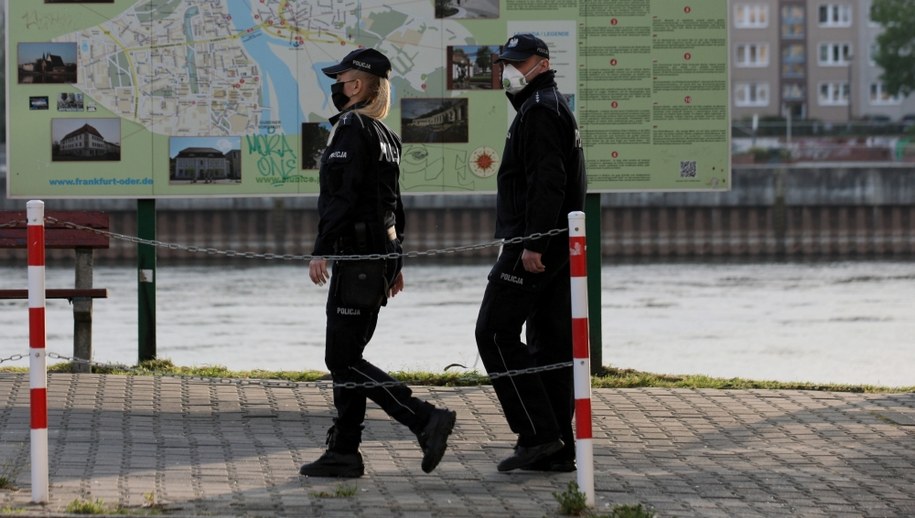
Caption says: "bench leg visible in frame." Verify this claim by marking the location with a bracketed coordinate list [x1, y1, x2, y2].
[73, 249, 94, 373]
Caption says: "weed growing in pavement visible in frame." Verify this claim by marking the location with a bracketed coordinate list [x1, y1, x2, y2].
[142, 491, 167, 511]
[0, 449, 26, 492]
[65, 497, 109, 514]
[606, 503, 656, 518]
[552, 481, 656, 518]
[553, 480, 588, 515]
[309, 483, 358, 498]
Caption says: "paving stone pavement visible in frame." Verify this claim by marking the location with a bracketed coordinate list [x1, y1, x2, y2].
[0, 373, 912, 517]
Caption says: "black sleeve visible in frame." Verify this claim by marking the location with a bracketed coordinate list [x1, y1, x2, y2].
[312, 124, 370, 255]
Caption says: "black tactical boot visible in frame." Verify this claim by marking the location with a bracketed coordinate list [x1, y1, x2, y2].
[416, 408, 457, 473]
[299, 425, 365, 478]
[299, 450, 364, 478]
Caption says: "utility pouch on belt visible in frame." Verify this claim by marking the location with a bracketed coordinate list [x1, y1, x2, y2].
[337, 259, 387, 309]
[336, 222, 388, 309]
[487, 244, 544, 293]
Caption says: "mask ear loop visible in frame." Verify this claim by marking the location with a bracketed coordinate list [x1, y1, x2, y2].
[521, 59, 544, 79]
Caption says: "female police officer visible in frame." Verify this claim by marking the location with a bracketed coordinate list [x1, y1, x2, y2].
[300, 48, 456, 478]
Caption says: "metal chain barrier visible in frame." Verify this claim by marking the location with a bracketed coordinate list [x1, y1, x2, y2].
[43, 216, 568, 262]
[0, 352, 573, 389]
[0, 354, 28, 365]
[0, 219, 26, 229]
[330, 360, 574, 389]
[4, 219, 575, 387]
[487, 360, 574, 381]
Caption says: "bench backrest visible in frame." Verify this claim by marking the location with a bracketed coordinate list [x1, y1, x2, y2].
[0, 211, 110, 249]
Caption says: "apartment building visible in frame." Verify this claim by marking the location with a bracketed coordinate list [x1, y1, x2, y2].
[731, 0, 915, 124]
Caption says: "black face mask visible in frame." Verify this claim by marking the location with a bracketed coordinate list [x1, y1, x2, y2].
[330, 80, 355, 111]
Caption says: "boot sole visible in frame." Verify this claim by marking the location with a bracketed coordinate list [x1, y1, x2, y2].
[299, 466, 365, 478]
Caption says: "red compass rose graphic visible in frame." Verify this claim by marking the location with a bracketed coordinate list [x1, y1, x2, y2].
[469, 147, 499, 178]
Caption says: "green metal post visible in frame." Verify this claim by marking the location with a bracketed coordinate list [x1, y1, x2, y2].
[137, 199, 157, 363]
[585, 193, 602, 373]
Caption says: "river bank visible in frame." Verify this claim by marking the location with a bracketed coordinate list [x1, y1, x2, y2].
[1, 261, 913, 387]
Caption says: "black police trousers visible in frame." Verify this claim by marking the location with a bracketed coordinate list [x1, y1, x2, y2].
[323, 248, 433, 451]
[474, 240, 575, 451]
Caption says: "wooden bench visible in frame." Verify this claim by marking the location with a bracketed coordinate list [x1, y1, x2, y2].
[0, 211, 110, 372]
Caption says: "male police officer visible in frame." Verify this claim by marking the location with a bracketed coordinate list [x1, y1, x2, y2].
[475, 34, 587, 472]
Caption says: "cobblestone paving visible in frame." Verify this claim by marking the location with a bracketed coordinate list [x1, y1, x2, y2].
[0, 374, 912, 517]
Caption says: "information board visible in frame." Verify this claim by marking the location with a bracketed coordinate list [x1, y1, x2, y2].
[5, 0, 729, 198]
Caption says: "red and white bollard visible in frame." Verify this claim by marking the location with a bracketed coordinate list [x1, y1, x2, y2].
[27, 200, 49, 504]
[568, 211, 594, 506]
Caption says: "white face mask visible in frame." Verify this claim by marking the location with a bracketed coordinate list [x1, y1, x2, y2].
[501, 61, 540, 94]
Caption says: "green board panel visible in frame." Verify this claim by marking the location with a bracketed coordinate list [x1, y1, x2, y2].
[5, 0, 730, 198]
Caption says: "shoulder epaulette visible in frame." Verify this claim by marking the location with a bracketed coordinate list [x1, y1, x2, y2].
[338, 111, 367, 129]
[520, 87, 562, 117]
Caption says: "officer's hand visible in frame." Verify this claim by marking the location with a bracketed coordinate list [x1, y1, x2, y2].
[309, 258, 329, 286]
[521, 249, 545, 273]
[389, 272, 404, 298]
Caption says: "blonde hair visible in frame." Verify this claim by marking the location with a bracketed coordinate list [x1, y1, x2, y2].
[351, 70, 391, 120]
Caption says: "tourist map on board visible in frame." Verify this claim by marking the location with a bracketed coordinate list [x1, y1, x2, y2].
[6, 0, 730, 198]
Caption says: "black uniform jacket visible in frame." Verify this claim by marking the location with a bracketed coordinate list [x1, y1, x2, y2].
[494, 70, 587, 253]
[313, 104, 405, 256]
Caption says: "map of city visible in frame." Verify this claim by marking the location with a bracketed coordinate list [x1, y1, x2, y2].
[54, 0, 465, 137]
[7, 0, 731, 198]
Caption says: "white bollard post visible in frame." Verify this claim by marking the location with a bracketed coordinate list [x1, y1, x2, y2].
[27, 200, 49, 504]
[568, 211, 594, 506]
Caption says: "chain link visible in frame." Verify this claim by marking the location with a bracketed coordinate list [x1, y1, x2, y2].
[0, 353, 28, 365]
[43, 216, 567, 262]
[302, 361, 574, 389]
[0, 219, 27, 229]
[7, 220, 575, 386]
[22, 352, 572, 389]
[486, 360, 574, 381]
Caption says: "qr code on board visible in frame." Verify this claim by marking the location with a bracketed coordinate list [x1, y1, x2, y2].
[679, 160, 697, 178]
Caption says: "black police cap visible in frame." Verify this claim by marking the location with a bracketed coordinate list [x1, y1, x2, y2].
[496, 33, 550, 63]
[322, 48, 392, 79]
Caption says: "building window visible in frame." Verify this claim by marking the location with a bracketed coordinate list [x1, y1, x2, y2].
[781, 5, 806, 39]
[818, 43, 851, 66]
[818, 81, 849, 106]
[818, 4, 852, 27]
[735, 82, 770, 107]
[869, 42, 879, 65]
[783, 83, 805, 101]
[735, 4, 768, 28]
[736, 43, 769, 67]
[782, 44, 806, 78]
[870, 83, 901, 105]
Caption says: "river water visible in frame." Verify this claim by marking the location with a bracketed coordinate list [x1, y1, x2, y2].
[1, 260, 913, 387]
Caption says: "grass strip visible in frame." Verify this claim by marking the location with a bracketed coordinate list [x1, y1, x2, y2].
[1, 359, 910, 393]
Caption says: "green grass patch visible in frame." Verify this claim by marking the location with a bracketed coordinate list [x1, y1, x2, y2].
[309, 483, 358, 498]
[553, 481, 656, 517]
[2, 359, 911, 393]
[65, 497, 109, 514]
[0, 476, 16, 490]
[553, 480, 589, 515]
[589, 366, 914, 393]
